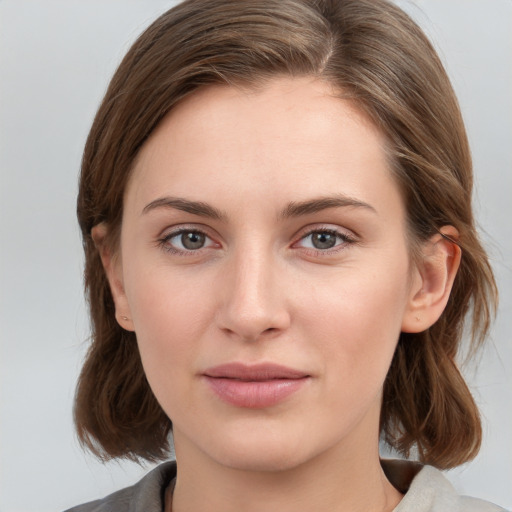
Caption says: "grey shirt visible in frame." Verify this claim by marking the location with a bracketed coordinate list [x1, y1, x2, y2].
[65, 460, 507, 512]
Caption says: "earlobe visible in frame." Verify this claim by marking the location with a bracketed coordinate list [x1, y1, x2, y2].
[91, 223, 135, 332]
[401, 226, 461, 333]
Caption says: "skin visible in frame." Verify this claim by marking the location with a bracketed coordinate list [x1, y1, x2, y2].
[96, 77, 460, 512]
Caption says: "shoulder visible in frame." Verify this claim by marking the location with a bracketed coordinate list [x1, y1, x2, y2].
[63, 461, 176, 512]
[382, 460, 508, 512]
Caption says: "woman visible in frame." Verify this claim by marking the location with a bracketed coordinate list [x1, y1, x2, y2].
[68, 0, 504, 510]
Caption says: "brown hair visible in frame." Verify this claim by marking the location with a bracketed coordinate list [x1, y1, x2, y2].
[75, 0, 497, 468]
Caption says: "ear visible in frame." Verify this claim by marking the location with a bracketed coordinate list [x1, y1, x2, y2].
[401, 226, 461, 333]
[91, 223, 134, 332]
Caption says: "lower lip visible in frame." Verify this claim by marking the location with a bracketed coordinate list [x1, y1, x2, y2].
[203, 376, 308, 408]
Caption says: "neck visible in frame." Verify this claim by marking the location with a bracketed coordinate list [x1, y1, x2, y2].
[170, 428, 402, 512]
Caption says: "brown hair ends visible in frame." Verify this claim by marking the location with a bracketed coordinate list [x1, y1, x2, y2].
[75, 0, 497, 467]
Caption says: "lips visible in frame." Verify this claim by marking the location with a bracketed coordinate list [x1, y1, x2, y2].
[202, 363, 310, 408]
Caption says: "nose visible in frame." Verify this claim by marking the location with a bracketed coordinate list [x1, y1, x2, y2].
[215, 249, 291, 342]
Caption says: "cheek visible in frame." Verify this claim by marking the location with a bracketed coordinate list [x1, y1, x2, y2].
[299, 261, 410, 389]
[123, 265, 215, 389]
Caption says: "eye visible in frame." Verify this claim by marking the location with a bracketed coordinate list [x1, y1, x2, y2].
[305, 231, 338, 250]
[295, 228, 355, 251]
[177, 231, 207, 250]
[159, 228, 217, 253]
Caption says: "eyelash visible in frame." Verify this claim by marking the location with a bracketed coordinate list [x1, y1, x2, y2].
[157, 227, 216, 255]
[156, 226, 357, 257]
[294, 227, 357, 256]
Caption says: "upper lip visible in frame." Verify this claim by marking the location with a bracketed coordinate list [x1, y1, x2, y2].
[203, 363, 309, 381]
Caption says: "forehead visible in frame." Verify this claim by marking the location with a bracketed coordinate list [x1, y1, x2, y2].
[144, 77, 381, 155]
[127, 76, 401, 222]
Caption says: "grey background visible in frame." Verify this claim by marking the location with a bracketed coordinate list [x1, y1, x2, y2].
[0, 1, 510, 511]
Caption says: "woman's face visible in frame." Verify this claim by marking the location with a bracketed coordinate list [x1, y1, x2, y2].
[110, 77, 423, 472]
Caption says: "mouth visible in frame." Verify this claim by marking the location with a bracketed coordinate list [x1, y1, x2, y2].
[202, 363, 311, 408]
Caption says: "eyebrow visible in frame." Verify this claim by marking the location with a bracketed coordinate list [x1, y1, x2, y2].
[142, 197, 227, 220]
[279, 195, 376, 219]
[141, 194, 376, 220]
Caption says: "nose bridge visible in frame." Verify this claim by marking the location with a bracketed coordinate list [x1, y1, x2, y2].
[217, 240, 289, 340]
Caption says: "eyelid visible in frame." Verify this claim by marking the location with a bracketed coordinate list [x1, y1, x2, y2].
[292, 224, 358, 252]
[155, 223, 358, 256]
[157, 224, 221, 254]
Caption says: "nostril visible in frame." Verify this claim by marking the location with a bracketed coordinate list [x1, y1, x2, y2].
[215, 281, 291, 340]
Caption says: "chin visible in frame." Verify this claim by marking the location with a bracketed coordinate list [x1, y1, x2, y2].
[200, 422, 320, 474]
[217, 446, 309, 474]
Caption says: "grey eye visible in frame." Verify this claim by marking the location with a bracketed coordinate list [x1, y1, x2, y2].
[310, 232, 337, 249]
[180, 231, 206, 250]
[161, 228, 217, 254]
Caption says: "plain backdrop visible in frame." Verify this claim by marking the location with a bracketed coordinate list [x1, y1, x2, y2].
[0, 1, 511, 511]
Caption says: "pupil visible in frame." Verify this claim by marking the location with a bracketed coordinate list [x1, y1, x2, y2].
[182, 232, 205, 250]
[312, 232, 336, 249]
